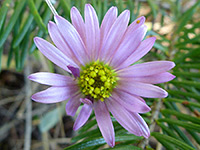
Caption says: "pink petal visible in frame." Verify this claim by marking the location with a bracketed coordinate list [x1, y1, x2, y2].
[129, 112, 150, 138]
[106, 98, 143, 137]
[117, 61, 175, 77]
[73, 104, 93, 131]
[80, 98, 93, 105]
[100, 10, 130, 62]
[71, 7, 86, 44]
[118, 81, 168, 98]
[94, 101, 115, 147]
[120, 72, 175, 84]
[117, 37, 156, 70]
[100, 6, 118, 50]
[54, 15, 89, 65]
[34, 37, 77, 72]
[67, 65, 80, 78]
[31, 86, 78, 103]
[112, 89, 151, 113]
[84, 4, 100, 60]
[65, 93, 82, 116]
[48, 21, 80, 66]
[28, 72, 74, 86]
[110, 24, 147, 68]
[125, 16, 146, 35]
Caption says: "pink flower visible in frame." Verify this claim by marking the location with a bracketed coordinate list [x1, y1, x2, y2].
[28, 4, 175, 147]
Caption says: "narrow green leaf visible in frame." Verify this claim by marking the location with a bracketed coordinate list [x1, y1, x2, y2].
[65, 135, 143, 150]
[163, 102, 196, 148]
[167, 90, 200, 101]
[80, 0, 86, 16]
[153, 134, 176, 150]
[175, 34, 200, 47]
[0, 0, 26, 48]
[170, 80, 200, 89]
[28, 0, 47, 33]
[103, 0, 108, 17]
[9, 12, 21, 70]
[152, 132, 195, 150]
[96, 0, 102, 22]
[156, 121, 180, 140]
[104, 145, 142, 150]
[170, 124, 195, 148]
[15, 47, 20, 71]
[60, 0, 71, 18]
[78, 119, 97, 134]
[164, 98, 200, 108]
[158, 118, 200, 132]
[178, 64, 200, 69]
[13, 0, 42, 48]
[161, 109, 200, 124]
[174, 48, 200, 63]
[0, 0, 12, 31]
[0, 47, 3, 71]
[30, 5, 52, 53]
[147, 0, 158, 18]
[187, 130, 200, 145]
[176, 1, 200, 33]
[116, 0, 124, 13]
[72, 128, 101, 143]
[153, 41, 168, 52]
[173, 72, 200, 78]
[20, 31, 30, 69]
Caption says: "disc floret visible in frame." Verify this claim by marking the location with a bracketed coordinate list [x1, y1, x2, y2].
[78, 61, 117, 101]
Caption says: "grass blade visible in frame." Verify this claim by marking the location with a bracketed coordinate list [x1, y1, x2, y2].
[0, 0, 26, 48]
[158, 118, 200, 132]
[0, 0, 12, 31]
[28, 0, 47, 33]
[151, 132, 195, 150]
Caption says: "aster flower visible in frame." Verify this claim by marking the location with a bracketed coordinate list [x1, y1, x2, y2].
[28, 4, 175, 147]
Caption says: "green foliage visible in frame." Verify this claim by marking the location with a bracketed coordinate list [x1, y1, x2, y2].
[0, 0, 200, 149]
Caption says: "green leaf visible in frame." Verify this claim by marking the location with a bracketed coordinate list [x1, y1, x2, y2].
[147, 0, 158, 19]
[72, 128, 101, 143]
[187, 130, 200, 145]
[29, 4, 52, 53]
[176, 1, 200, 34]
[173, 72, 200, 78]
[78, 119, 97, 134]
[20, 31, 30, 69]
[161, 109, 200, 124]
[178, 64, 200, 69]
[151, 132, 195, 150]
[104, 145, 142, 150]
[153, 41, 168, 52]
[170, 80, 200, 89]
[0, 0, 12, 32]
[157, 118, 200, 132]
[12, 0, 42, 48]
[60, 0, 71, 18]
[64, 135, 143, 150]
[0, 47, 3, 71]
[164, 98, 200, 108]
[28, 0, 47, 33]
[167, 90, 200, 101]
[156, 121, 180, 140]
[0, 0, 26, 48]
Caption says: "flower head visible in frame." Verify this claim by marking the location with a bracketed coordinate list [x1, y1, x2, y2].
[29, 4, 175, 147]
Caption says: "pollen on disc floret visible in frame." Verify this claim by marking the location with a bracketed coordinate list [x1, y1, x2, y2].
[78, 61, 117, 102]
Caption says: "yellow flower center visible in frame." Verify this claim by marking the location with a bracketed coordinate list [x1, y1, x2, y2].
[78, 61, 117, 102]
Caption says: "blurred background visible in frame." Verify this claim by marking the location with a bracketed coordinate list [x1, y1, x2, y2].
[0, 0, 200, 150]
